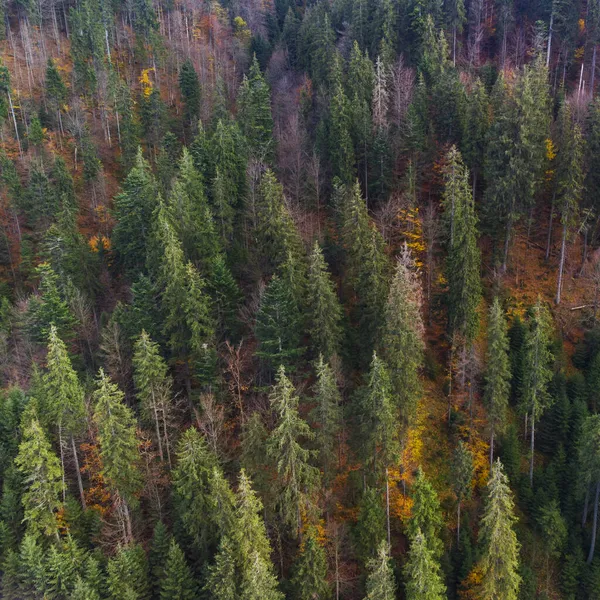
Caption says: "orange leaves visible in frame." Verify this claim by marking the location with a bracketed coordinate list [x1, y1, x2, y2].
[458, 565, 484, 600]
[80, 441, 112, 516]
[139, 68, 154, 97]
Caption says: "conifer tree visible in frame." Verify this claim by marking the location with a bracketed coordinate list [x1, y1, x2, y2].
[407, 468, 444, 560]
[290, 526, 331, 599]
[236, 470, 283, 599]
[149, 521, 171, 599]
[255, 275, 304, 372]
[133, 332, 174, 467]
[207, 253, 242, 341]
[310, 355, 342, 481]
[14, 417, 63, 538]
[106, 544, 150, 600]
[45, 59, 68, 132]
[340, 181, 389, 365]
[178, 59, 201, 132]
[521, 300, 554, 483]
[112, 149, 160, 276]
[159, 539, 197, 600]
[380, 244, 425, 428]
[404, 529, 446, 600]
[354, 487, 387, 565]
[204, 535, 237, 600]
[364, 540, 396, 600]
[443, 146, 481, 346]
[578, 415, 600, 563]
[93, 369, 142, 542]
[267, 366, 320, 535]
[307, 242, 343, 360]
[238, 55, 274, 160]
[452, 440, 473, 543]
[484, 298, 511, 464]
[554, 101, 584, 305]
[330, 64, 356, 184]
[478, 460, 521, 600]
[360, 352, 399, 476]
[43, 325, 86, 506]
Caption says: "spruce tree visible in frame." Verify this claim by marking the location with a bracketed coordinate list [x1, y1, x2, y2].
[149, 521, 171, 599]
[204, 535, 237, 600]
[267, 366, 320, 535]
[133, 331, 174, 466]
[14, 417, 63, 538]
[43, 325, 87, 507]
[159, 539, 197, 600]
[93, 369, 143, 540]
[330, 62, 356, 184]
[484, 298, 511, 464]
[478, 460, 521, 600]
[521, 300, 554, 483]
[310, 355, 342, 481]
[452, 440, 473, 544]
[380, 244, 425, 429]
[237, 55, 274, 160]
[112, 149, 160, 276]
[235, 470, 283, 600]
[364, 540, 396, 600]
[306, 242, 343, 360]
[290, 527, 331, 599]
[407, 468, 444, 560]
[404, 529, 446, 600]
[579, 415, 600, 563]
[178, 59, 201, 131]
[207, 253, 242, 341]
[106, 544, 150, 600]
[354, 487, 386, 565]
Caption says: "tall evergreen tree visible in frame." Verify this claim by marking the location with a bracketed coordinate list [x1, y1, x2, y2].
[178, 59, 201, 132]
[452, 440, 474, 544]
[306, 242, 343, 360]
[133, 331, 174, 467]
[93, 369, 143, 542]
[237, 55, 274, 160]
[311, 355, 342, 481]
[267, 366, 320, 535]
[521, 299, 554, 483]
[363, 540, 396, 600]
[404, 529, 446, 600]
[579, 415, 600, 563]
[14, 417, 63, 538]
[484, 298, 511, 464]
[106, 544, 150, 600]
[159, 539, 197, 600]
[204, 535, 237, 600]
[478, 460, 521, 600]
[43, 325, 86, 507]
[380, 244, 425, 429]
[290, 527, 331, 599]
[330, 62, 356, 184]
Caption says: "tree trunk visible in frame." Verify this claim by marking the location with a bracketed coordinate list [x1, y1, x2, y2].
[546, 9, 554, 68]
[457, 500, 461, 545]
[490, 430, 495, 466]
[546, 192, 555, 260]
[592, 44, 598, 97]
[583, 485, 590, 527]
[71, 436, 86, 509]
[556, 223, 567, 305]
[588, 480, 600, 564]
[503, 216, 512, 272]
[58, 424, 66, 502]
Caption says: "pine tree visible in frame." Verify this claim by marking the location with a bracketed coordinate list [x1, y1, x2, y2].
[452, 441, 473, 544]
[112, 149, 160, 276]
[306, 242, 343, 360]
[404, 529, 446, 600]
[15, 417, 63, 538]
[364, 540, 396, 600]
[484, 298, 511, 464]
[236, 470, 283, 600]
[133, 331, 174, 466]
[178, 59, 201, 132]
[238, 55, 274, 160]
[407, 468, 444, 560]
[478, 460, 521, 600]
[267, 366, 320, 535]
[43, 325, 86, 507]
[204, 535, 238, 600]
[330, 64, 356, 184]
[106, 544, 150, 600]
[159, 539, 197, 600]
[443, 146, 481, 346]
[310, 355, 342, 480]
[380, 244, 425, 429]
[290, 526, 331, 599]
[521, 300, 554, 483]
[93, 369, 142, 540]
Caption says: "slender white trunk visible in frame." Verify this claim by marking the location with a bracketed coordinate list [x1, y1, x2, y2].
[556, 223, 567, 304]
